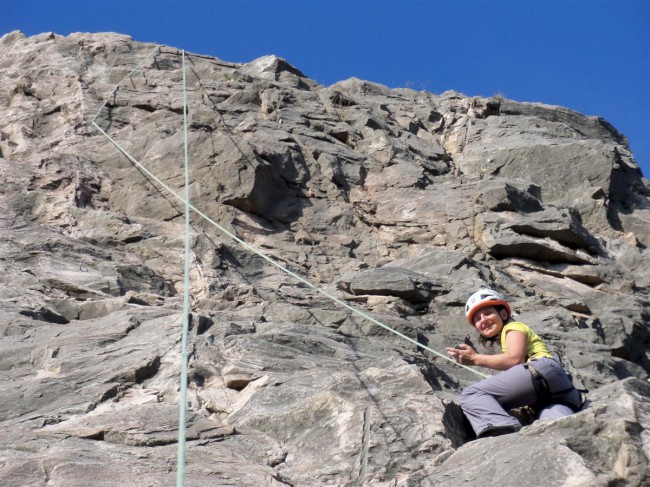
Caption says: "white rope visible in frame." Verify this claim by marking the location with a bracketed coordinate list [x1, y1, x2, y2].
[175, 49, 191, 487]
[90, 119, 489, 380]
[93, 45, 161, 121]
[89, 46, 490, 383]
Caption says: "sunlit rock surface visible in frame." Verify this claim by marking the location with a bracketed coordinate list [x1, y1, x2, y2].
[0, 31, 648, 486]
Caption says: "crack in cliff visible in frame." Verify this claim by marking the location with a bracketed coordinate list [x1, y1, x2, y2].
[355, 406, 371, 485]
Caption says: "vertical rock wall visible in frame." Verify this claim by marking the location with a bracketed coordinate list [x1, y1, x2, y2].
[0, 31, 648, 486]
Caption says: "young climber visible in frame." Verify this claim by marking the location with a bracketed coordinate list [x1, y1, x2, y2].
[445, 288, 583, 438]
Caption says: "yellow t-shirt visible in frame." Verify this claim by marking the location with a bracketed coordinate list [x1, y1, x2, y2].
[500, 322, 552, 361]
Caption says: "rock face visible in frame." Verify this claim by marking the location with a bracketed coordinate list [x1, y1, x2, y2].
[0, 31, 649, 486]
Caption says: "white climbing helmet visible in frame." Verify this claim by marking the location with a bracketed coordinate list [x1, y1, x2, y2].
[465, 288, 512, 325]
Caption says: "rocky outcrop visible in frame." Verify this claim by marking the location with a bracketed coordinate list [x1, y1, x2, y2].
[425, 378, 650, 486]
[0, 31, 649, 486]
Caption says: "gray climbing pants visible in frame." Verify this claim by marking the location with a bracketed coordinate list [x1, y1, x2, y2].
[460, 357, 582, 436]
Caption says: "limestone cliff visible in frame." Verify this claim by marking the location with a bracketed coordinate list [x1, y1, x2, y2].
[0, 31, 649, 486]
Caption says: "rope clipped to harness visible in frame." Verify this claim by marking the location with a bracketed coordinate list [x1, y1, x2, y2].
[525, 362, 587, 413]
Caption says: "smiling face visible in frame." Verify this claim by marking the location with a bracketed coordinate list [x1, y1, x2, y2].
[471, 305, 509, 337]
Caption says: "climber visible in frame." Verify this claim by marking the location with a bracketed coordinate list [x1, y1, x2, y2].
[445, 289, 584, 438]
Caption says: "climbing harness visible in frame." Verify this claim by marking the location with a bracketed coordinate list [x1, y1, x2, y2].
[524, 361, 587, 413]
[551, 351, 589, 408]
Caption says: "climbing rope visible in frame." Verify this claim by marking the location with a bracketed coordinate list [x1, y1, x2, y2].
[92, 45, 161, 121]
[90, 47, 490, 381]
[91, 119, 489, 381]
[90, 45, 491, 485]
[175, 50, 191, 487]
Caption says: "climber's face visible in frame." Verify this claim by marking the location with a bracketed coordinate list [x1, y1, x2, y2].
[471, 305, 508, 337]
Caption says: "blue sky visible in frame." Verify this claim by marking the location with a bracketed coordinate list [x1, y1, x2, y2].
[3, 0, 649, 177]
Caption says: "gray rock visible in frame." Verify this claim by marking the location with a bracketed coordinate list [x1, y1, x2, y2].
[0, 31, 649, 486]
[424, 378, 650, 487]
